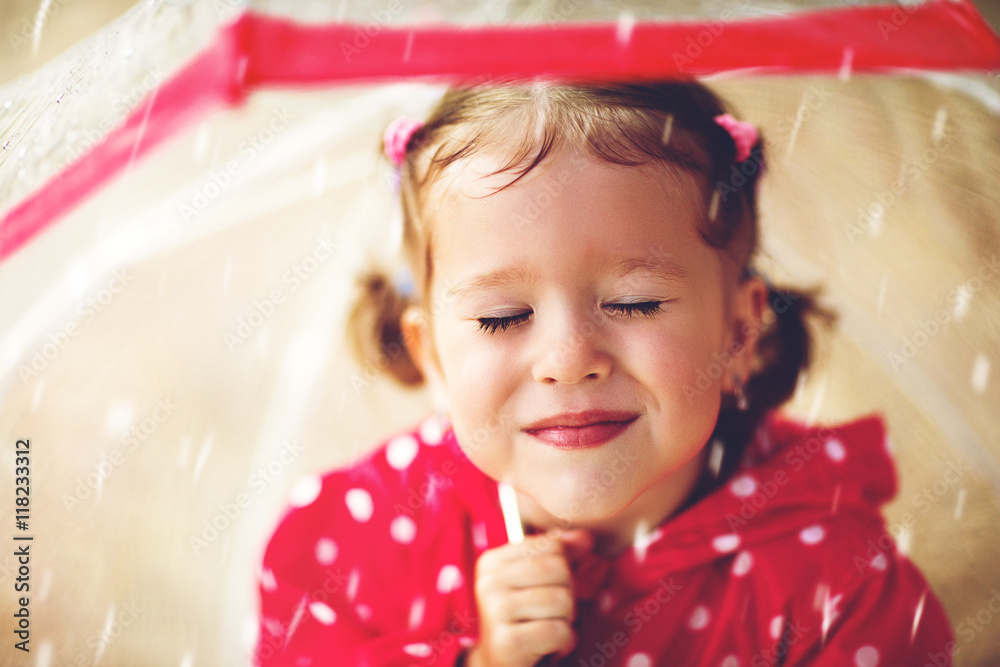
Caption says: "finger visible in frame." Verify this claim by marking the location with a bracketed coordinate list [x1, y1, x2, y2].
[557, 529, 594, 560]
[501, 584, 575, 624]
[480, 551, 573, 591]
[493, 618, 576, 663]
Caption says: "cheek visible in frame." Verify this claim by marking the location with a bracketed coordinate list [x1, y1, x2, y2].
[432, 320, 519, 438]
[633, 301, 729, 406]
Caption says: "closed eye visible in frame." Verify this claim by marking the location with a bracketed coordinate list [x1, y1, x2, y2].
[477, 312, 531, 335]
[604, 301, 664, 318]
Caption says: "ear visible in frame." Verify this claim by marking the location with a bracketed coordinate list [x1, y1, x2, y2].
[401, 306, 450, 413]
[720, 275, 769, 393]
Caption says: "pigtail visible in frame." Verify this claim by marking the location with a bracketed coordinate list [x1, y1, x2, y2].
[347, 271, 424, 386]
[713, 284, 836, 480]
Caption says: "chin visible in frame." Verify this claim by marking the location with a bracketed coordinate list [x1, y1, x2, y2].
[532, 489, 633, 527]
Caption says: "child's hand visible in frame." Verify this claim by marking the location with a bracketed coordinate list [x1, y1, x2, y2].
[466, 528, 593, 667]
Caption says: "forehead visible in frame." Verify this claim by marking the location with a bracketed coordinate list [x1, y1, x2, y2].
[428, 148, 710, 272]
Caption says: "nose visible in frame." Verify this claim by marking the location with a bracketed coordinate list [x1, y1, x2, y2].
[531, 311, 612, 385]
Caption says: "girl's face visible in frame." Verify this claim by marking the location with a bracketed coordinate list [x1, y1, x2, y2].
[406, 147, 765, 533]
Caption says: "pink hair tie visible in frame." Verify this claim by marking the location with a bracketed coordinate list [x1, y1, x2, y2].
[383, 116, 424, 167]
[714, 114, 759, 163]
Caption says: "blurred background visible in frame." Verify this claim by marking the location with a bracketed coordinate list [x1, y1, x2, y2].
[1, 1, 999, 665]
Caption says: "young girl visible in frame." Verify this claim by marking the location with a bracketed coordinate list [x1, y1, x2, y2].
[255, 81, 954, 666]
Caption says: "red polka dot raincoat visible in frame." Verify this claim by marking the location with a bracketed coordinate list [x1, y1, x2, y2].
[255, 413, 953, 666]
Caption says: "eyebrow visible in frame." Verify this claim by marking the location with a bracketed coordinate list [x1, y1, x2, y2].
[447, 265, 538, 299]
[601, 255, 690, 284]
[447, 254, 687, 299]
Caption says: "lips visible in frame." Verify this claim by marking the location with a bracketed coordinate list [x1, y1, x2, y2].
[523, 410, 639, 449]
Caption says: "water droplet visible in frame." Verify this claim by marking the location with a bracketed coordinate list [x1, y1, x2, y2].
[192, 433, 215, 485]
[661, 114, 674, 145]
[105, 401, 134, 435]
[838, 47, 853, 82]
[707, 438, 724, 478]
[785, 92, 809, 159]
[970, 353, 990, 393]
[616, 12, 635, 48]
[896, 524, 911, 555]
[932, 108, 948, 143]
[707, 189, 720, 222]
[953, 488, 966, 519]
[952, 284, 971, 321]
[34, 640, 53, 666]
[403, 31, 415, 62]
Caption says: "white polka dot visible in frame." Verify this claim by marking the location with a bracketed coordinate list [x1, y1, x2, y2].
[420, 415, 447, 444]
[345, 488, 374, 523]
[403, 643, 433, 658]
[386, 434, 419, 470]
[288, 475, 322, 507]
[626, 654, 653, 667]
[729, 474, 758, 497]
[731, 550, 754, 576]
[314, 538, 338, 565]
[687, 605, 711, 630]
[294, 657, 312, 667]
[884, 435, 894, 455]
[824, 438, 846, 462]
[870, 553, 888, 571]
[459, 636, 475, 648]
[308, 601, 336, 626]
[260, 568, 277, 592]
[355, 604, 373, 622]
[390, 515, 417, 544]
[720, 656, 740, 667]
[599, 591, 615, 613]
[437, 564, 464, 593]
[769, 614, 784, 640]
[712, 534, 741, 553]
[799, 524, 826, 545]
[854, 645, 880, 667]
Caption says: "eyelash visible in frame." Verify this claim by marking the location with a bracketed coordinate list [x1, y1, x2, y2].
[476, 301, 664, 335]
